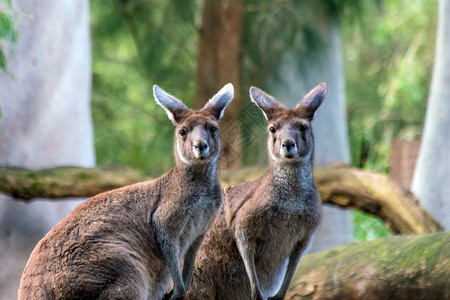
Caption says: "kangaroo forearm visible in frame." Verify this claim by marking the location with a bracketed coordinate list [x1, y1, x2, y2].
[182, 234, 205, 287]
[271, 241, 309, 299]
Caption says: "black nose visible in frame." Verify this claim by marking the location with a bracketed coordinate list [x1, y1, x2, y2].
[282, 140, 296, 151]
[194, 141, 208, 152]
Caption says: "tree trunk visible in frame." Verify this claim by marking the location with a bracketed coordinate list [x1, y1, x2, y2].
[0, 1, 93, 298]
[267, 13, 352, 252]
[412, 0, 450, 230]
[195, 0, 243, 169]
[286, 232, 450, 300]
[0, 165, 442, 235]
[0, 1, 94, 168]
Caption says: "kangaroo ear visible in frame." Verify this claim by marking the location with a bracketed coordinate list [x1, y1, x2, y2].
[153, 85, 189, 125]
[295, 82, 327, 120]
[249, 86, 285, 121]
[202, 83, 234, 120]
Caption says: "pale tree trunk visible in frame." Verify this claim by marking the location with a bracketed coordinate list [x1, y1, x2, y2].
[267, 16, 353, 253]
[195, 0, 242, 169]
[0, 1, 93, 298]
[412, 0, 450, 230]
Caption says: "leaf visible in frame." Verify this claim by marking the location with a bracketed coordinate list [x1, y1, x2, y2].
[0, 12, 13, 38]
[0, 50, 6, 71]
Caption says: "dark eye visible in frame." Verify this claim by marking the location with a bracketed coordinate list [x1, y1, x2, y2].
[210, 126, 218, 135]
[299, 124, 308, 133]
[179, 129, 187, 136]
[269, 127, 276, 133]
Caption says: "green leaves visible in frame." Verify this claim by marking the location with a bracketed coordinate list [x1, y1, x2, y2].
[344, 0, 437, 171]
[90, 0, 198, 173]
[0, 5, 17, 72]
[353, 210, 390, 242]
[0, 48, 5, 70]
[0, 12, 13, 38]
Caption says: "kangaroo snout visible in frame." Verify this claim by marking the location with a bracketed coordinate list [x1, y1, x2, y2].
[193, 139, 209, 157]
[281, 138, 297, 157]
[282, 139, 296, 151]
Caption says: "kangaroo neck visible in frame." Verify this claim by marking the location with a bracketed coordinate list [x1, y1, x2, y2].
[269, 159, 314, 194]
[174, 160, 218, 185]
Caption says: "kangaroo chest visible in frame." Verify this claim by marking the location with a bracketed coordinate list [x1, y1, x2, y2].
[252, 197, 317, 296]
[258, 198, 309, 247]
[178, 193, 220, 255]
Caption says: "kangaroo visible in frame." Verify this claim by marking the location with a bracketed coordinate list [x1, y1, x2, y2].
[185, 83, 326, 300]
[18, 83, 234, 300]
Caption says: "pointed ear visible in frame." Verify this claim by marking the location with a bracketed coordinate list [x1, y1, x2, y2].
[249, 86, 285, 120]
[295, 82, 327, 120]
[202, 83, 234, 120]
[153, 85, 189, 125]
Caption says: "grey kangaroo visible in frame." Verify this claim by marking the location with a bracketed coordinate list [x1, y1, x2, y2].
[185, 83, 326, 300]
[18, 83, 234, 300]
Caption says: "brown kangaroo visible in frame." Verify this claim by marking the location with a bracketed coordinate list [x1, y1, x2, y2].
[18, 83, 234, 300]
[185, 83, 326, 300]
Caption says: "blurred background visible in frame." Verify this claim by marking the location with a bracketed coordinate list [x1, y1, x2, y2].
[88, 0, 436, 243]
[1, 0, 447, 299]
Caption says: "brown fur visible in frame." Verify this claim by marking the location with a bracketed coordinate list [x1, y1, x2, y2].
[18, 84, 234, 300]
[185, 83, 327, 300]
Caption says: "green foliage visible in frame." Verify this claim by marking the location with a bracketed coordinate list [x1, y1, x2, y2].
[343, 0, 438, 172]
[240, 0, 379, 91]
[353, 210, 390, 242]
[90, 1, 438, 241]
[342, 0, 438, 240]
[241, 1, 324, 90]
[0, 1, 17, 72]
[0, 48, 4, 72]
[239, 1, 332, 166]
[239, 0, 379, 166]
[90, 0, 197, 174]
[91, 0, 436, 175]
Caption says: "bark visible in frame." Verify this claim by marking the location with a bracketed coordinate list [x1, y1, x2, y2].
[0, 165, 443, 234]
[412, 0, 450, 229]
[195, 0, 243, 169]
[286, 232, 450, 300]
[0, 165, 143, 200]
[313, 165, 442, 234]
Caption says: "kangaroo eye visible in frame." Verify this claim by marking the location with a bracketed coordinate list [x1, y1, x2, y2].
[299, 125, 308, 133]
[179, 129, 187, 136]
[269, 127, 276, 133]
[210, 127, 218, 134]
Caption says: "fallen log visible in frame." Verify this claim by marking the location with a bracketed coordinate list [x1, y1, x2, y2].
[0, 164, 443, 234]
[286, 231, 450, 300]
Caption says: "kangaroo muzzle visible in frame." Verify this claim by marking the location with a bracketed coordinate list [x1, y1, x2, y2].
[281, 138, 297, 158]
[193, 139, 210, 158]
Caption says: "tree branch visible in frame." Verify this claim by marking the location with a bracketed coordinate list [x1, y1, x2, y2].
[0, 164, 443, 234]
[312, 165, 442, 234]
[0, 165, 146, 200]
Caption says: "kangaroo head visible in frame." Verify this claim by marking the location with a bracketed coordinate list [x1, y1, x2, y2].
[153, 83, 234, 166]
[250, 83, 327, 164]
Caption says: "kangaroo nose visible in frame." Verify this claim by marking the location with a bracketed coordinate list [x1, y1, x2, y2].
[194, 141, 208, 152]
[282, 139, 296, 151]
